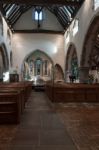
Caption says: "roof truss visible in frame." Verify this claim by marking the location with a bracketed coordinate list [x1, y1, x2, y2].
[0, 0, 85, 33]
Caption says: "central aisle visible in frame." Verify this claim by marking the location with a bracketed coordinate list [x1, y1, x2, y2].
[8, 91, 77, 150]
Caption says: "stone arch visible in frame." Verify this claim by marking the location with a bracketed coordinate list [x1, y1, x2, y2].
[21, 49, 54, 80]
[54, 64, 64, 81]
[7, 28, 11, 45]
[81, 15, 99, 68]
[10, 51, 13, 67]
[65, 43, 78, 82]
[80, 15, 99, 83]
[0, 43, 9, 71]
[0, 43, 9, 80]
[23, 49, 53, 65]
[0, 13, 3, 36]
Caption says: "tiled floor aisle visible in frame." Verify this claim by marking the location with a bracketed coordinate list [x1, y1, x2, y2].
[1, 91, 99, 150]
[6, 91, 77, 150]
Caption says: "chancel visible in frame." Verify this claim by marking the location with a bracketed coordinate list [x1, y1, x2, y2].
[0, 0, 99, 150]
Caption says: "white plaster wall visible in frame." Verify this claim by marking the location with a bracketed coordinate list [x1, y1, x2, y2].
[64, 0, 99, 67]
[12, 0, 99, 75]
[12, 33, 65, 74]
[14, 7, 63, 31]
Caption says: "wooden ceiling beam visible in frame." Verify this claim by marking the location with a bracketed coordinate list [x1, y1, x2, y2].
[14, 29, 64, 34]
[0, 0, 81, 6]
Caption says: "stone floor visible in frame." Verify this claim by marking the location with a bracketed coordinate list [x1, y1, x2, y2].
[0, 91, 99, 150]
[55, 103, 99, 150]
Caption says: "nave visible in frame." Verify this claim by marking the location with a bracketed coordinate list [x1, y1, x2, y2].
[0, 91, 99, 150]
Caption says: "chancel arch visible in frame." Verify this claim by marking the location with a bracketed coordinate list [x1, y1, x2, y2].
[80, 15, 99, 83]
[65, 44, 78, 82]
[54, 64, 64, 82]
[22, 50, 53, 81]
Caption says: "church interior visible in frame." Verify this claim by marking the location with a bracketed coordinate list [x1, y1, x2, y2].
[0, 0, 99, 150]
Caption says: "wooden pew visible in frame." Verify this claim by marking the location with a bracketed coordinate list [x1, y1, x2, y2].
[0, 92, 21, 123]
[45, 82, 54, 102]
[46, 82, 99, 103]
[0, 81, 32, 124]
[0, 88, 25, 113]
[8, 81, 32, 101]
[0, 81, 32, 102]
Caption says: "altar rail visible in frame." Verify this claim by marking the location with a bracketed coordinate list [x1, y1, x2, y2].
[45, 82, 99, 103]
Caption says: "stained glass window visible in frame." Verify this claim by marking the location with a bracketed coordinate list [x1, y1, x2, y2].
[71, 57, 79, 79]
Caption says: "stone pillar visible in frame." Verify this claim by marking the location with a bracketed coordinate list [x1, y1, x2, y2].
[34, 61, 36, 76]
[41, 61, 43, 76]
[65, 70, 71, 83]
[42, 61, 45, 76]
[32, 61, 34, 76]
[79, 67, 89, 83]
[0, 67, 3, 82]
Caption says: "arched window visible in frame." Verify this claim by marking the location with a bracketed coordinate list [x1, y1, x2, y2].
[35, 58, 42, 75]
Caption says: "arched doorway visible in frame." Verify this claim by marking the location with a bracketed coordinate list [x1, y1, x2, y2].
[54, 64, 64, 82]
[22, 50, 53, 81]
[81, 16, 99, 83]
[65, 44, 78, 82]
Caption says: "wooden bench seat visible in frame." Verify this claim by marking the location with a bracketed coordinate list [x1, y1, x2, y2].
[0, 81, 32, 102]
[45, 83, 99, 103]
[0, 88, 25, 113]
[0, 81, 32, 124]
[0, 92, 21, 123]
